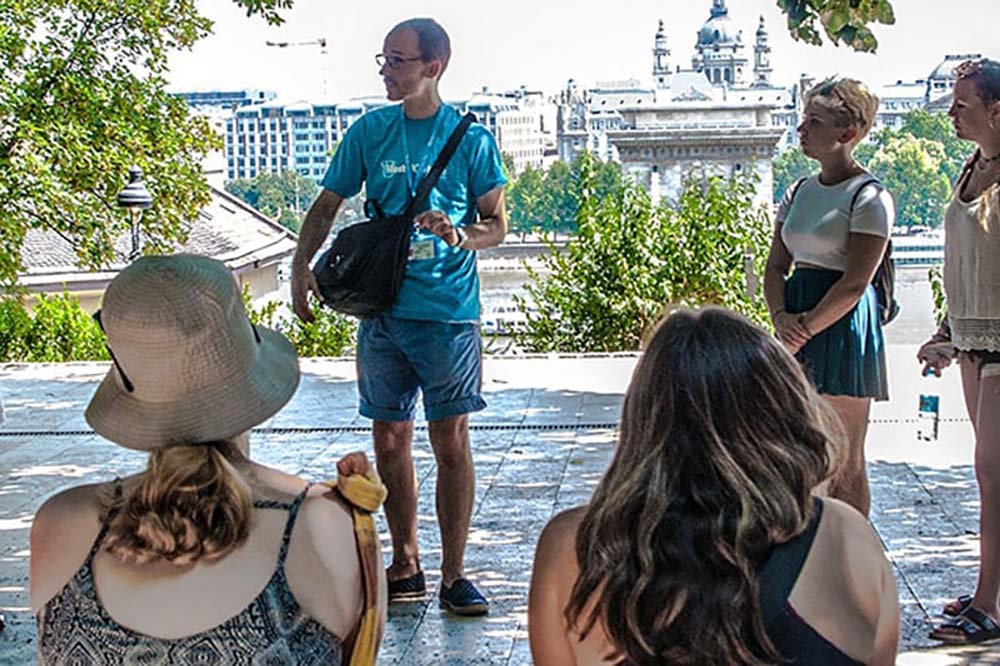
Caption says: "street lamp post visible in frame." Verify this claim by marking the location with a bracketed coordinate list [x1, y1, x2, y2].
[116, 166, 153, 262]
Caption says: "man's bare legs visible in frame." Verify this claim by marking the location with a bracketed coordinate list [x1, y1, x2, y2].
[373, 415, 475, 586]
[824, 394, 873, 517]
[373, 420, 421, 582]
[428, 414, 475, 586]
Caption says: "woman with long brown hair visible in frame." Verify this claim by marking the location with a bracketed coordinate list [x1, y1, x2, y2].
[29, 254, 386, 665]
[528, 307, 899, 665]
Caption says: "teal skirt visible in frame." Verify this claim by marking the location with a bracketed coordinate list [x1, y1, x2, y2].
[785, 268, 889, 400]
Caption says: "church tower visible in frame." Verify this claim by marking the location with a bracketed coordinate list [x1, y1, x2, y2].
[652, 20, 671, 89]
[693, 0, 749, 87]
[753, 15, 772, 87]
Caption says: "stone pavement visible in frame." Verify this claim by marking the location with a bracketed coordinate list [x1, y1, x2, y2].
[0, 348, 996, 665]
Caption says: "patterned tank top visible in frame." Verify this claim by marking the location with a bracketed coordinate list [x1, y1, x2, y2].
[36, 481, 343, 665]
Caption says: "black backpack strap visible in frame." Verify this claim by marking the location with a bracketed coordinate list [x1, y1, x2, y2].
[402, 112, 477, 220]
[789, 176, 807, 203]
[849, 178, 880, 213]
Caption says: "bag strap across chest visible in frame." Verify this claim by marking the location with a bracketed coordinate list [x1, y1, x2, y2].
[388, 111, 477, 222]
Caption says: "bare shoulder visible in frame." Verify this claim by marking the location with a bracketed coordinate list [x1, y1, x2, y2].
[33, 481, 111, 545]
[30, 481, 114, 612]
[295, 485, 362, 584]
[812, 497, 893, 601]
[535, 506, 587, 570]
[818, 498, 883, 556]
[299, 485, 356, 540]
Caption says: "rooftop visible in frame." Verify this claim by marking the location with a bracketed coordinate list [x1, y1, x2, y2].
[0, 349, 994, 664]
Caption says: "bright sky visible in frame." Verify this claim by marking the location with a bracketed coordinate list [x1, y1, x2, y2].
[167, 0, 998, 102]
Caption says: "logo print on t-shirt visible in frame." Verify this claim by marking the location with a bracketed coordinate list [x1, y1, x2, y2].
[381, 160, 407, 177]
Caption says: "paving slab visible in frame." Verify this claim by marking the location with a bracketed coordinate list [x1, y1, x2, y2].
[0, 349, 996, 664]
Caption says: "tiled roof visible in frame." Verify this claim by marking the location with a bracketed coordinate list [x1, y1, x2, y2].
[19, 187, 297, 287]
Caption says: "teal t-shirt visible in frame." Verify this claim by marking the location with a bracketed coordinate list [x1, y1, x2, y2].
[321, 104, 506, 323]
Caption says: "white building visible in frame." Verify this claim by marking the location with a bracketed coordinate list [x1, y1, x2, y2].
[557, 0, 796, 166]
[222, 90, 547, 183]
[466, 88, 548, 174]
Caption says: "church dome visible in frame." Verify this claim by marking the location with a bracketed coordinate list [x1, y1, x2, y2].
[697, 0, 740, 47]
[928, 53, 981, 81]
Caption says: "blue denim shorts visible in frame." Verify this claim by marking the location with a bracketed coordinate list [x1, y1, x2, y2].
[356, 315, 486, 422]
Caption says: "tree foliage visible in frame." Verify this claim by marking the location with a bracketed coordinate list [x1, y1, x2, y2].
[244, 289, 355, 357]
[867, 135, 951, 229]
[0, 293, 109, 362]
[0, 0, 292, 295]
[772, 146, 813, 202]
[226, 171, 319, 232]
[515, 154, 771, 352]
[506, 153, 623, 237]
[777, 0, 896, 52]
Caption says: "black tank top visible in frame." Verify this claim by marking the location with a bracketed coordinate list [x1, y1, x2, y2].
[758, 498, 865, 665]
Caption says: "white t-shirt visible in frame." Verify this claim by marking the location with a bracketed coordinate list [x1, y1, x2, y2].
[777, 173, 894, 271]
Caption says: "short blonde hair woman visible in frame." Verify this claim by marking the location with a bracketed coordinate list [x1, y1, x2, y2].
[528, 308, 899, 665]
[30, 254, 386, 665]
[764, 77, 895, 518]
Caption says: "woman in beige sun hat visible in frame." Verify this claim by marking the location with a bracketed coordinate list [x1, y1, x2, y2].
[28, 254, 386, 665]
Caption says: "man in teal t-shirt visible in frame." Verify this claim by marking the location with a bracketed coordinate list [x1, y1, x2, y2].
[291, 18, 507, 617]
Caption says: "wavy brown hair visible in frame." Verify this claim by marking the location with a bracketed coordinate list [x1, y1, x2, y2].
[565, 307, 841, 665]
[103, 441, 253, 566]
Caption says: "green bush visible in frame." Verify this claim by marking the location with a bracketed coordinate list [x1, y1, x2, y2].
[0, 293, 109, 362]
[0, 289, 356, 363]
[514, 154, 771, 353]
[243, 289, 356, 357]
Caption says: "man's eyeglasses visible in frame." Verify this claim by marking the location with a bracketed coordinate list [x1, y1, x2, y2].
[375, 53, 423, 69]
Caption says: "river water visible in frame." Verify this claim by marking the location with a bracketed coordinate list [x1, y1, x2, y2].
[479, 266, 938, 346]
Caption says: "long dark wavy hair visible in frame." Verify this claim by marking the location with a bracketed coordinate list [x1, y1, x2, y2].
[565, 307, 841, 665]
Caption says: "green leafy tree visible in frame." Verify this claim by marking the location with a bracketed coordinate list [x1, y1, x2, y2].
[0, 0, 290, 295]
[506, 165, 546, 238]
[515, 154, 771, 352]
[777, 0, 896, 51]
[542, 160, 577, 233]
[500, 152, 516, 179]
[896, 110, 973, 182]
[867, 135, 951, 229]
[772, 146, 814, 201]
[226, 171, 319, 232]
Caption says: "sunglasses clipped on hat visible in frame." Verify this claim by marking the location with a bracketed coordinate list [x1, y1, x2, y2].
[85, 254, 300, 452]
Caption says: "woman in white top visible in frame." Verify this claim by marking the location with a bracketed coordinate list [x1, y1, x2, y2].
[764, 77, 895, 518]
[920, 58, 1000, 645]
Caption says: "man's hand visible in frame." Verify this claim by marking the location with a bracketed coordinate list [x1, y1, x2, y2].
[291, 259, 321, 323]
[416, 210, 461, 246]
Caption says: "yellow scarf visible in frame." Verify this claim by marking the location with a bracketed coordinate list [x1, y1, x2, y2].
[322, 471, 388, 666]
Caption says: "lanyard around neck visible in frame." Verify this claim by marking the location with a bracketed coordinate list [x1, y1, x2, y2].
[400, 105, 447, 198]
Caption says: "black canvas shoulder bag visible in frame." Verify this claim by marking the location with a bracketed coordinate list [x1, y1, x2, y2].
[313, 111, 476, 318]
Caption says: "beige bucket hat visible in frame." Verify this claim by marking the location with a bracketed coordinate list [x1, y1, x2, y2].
[85, 254, 300, 451]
